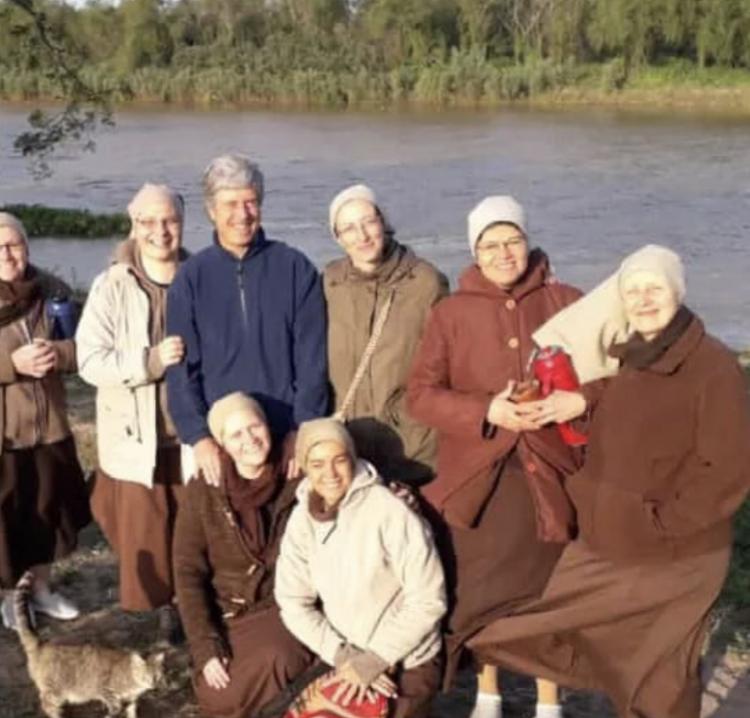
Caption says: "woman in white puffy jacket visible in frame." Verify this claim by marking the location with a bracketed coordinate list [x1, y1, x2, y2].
[275, 418, 447, 718]
[76, 184, 187, 639]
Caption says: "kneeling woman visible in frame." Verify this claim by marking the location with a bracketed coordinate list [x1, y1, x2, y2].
[173, 392, 313, 718]
[275, 419, 447, 718]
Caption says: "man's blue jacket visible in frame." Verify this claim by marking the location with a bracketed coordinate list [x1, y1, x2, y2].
[166, 230, 329, 444]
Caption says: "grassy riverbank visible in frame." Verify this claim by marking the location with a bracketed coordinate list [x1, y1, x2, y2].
[3, 60, 750, 113]
[0, 204, 128, 238]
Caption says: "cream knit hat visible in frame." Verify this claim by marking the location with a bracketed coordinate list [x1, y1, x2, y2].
[328, 183, 392, 237]
[127, 183, 184, 221]
[467, 195, 526, 257]
[618, 244, 686, 302]
[295, 418, 356, 469]
[207, 392, 267, 444]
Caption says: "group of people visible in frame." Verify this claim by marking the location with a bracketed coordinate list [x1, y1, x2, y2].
[0, 152, 748, 718]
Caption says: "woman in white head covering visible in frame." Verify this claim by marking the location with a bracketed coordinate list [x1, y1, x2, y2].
[325, 184, 448, 487]
[0, 212, 90, 630]
[406, 195, 586, 717]
[76, 184, 188, 639]
[275, 418, 447, 718]
[466, 244, 750, 718]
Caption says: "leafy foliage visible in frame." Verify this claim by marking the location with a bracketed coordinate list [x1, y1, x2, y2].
[0, 204, 129, 238]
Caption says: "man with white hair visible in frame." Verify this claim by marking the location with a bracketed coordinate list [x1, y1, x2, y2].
[166, 154, 328, 485]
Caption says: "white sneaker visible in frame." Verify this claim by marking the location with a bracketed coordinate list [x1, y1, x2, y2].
[535, 703, 564, 718]
[470, 692, 503, 718]
[1, 595, 17, 630]
[32, 586, 80, 620]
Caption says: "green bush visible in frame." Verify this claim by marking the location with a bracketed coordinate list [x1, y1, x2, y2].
[1, 204, 129, 238]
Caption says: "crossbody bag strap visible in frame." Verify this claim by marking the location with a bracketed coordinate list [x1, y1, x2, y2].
[333, 289, 396, 422]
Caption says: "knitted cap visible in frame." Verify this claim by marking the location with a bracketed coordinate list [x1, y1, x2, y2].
[295, 418, 356, 469]
[467, 196, 526, 256]
[329, 183, 391, 237]
[0, 212, 28, 244]
[618, 244, 686, 302]
[207, 392, 267, 444]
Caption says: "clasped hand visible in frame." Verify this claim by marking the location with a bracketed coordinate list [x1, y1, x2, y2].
[321, 661, 397, 707]
[11, 338, 57, 378]
[486, 381, 586, 432]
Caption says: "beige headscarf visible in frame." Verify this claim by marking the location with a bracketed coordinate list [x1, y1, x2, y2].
[533, 244, 686, 383]
[295, 418, 356, 469]
[207, 392, 267, 445]
[0, 212, 28, 244]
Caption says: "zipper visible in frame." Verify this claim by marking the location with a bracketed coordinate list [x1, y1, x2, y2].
[22, 318, 44, 445]
[236, 261, 248, 328]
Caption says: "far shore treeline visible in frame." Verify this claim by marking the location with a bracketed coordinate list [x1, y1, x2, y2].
[2, 0, 750, 109]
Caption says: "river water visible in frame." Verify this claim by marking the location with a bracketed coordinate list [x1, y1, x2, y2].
[1, 105, 748, 347]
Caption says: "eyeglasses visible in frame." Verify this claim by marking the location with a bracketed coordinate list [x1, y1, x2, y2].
[475, 236, 526, 256]
[135, 217, 181, 232]
[0, 242, 26, 254]
[336, 215, 382, 242]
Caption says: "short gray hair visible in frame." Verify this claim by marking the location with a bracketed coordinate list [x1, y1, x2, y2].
[0, 212, 28, 244]
[203, 154, 264, 209]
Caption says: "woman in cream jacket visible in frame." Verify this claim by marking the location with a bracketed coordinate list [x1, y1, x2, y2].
[275, 418, 446, 718]
[76, 184, 187, 637]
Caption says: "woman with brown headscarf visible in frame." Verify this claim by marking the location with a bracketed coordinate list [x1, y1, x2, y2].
[0, 212, 90, 630]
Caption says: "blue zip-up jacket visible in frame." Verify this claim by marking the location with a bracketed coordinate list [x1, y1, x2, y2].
[166, 230, 329, 444]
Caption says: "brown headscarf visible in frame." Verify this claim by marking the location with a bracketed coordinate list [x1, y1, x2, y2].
[224, 463, 280, 555]
[609, 305, 694, 370]
[0, 266, 41, 329]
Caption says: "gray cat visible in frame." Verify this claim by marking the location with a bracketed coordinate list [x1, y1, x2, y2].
[13, 571, 165, 718]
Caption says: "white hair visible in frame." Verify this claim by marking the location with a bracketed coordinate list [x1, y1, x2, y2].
[202, 154, 264, 210]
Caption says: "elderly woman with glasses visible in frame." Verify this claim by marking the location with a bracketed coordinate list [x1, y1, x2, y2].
[466, 245, 750, 718]
[324, 184, 447, 487]
[77, 184, 188, 639]
[0, 212, 90, 630]
[407, 196, 586, 717]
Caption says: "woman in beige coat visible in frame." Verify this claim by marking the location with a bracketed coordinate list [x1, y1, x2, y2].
[0, 212, 90, 629]
[275, 418, 447, 718]
[76, 184, 187, 637]
[325, 185, 447, 486]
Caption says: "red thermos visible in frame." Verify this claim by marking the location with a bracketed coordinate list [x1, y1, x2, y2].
[531, 346, 588, 447]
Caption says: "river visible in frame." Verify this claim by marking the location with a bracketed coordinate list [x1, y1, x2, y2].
[1, 104, 748, 347]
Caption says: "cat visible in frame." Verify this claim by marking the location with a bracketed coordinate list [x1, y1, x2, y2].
[13, 571, 165, 718]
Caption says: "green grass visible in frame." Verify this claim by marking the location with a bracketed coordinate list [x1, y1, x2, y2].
[1, 203, 129, 238]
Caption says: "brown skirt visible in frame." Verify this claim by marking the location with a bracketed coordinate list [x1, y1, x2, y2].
[427, 453, 563, 685]
[468, 539, 731, 718]
[392, 654, 443, 718]
[90, 446, 183, 611]
[0, 437, 90, 589]
[193, 605, 313, 718]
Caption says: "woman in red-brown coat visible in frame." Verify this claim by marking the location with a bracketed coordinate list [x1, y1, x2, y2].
[406, 196, 587, 715]
[467, 245, 750, 718]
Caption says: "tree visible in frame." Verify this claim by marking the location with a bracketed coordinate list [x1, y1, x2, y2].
[6, 0, 116, 178]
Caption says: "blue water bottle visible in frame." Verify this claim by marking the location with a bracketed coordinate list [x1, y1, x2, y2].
[46, 295, 80, 340]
